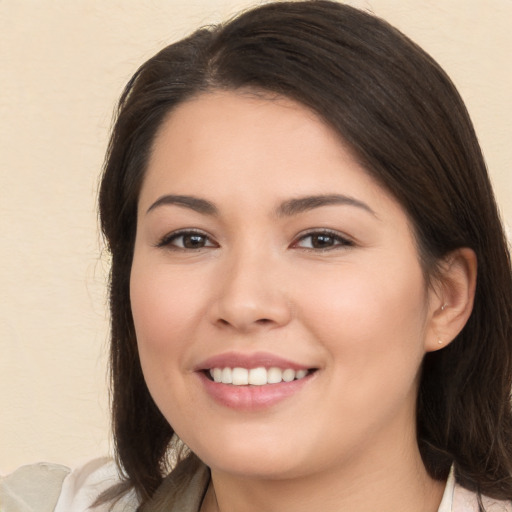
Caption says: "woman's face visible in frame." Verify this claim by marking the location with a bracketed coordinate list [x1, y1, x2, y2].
[130, 91, 441, 480]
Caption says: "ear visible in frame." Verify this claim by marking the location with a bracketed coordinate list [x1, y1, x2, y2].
[425, 248, 477, 352]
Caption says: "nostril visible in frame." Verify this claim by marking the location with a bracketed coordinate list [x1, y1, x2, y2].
[215, 316, 276, 330]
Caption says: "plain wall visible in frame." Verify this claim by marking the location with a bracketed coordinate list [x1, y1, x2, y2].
[1, 0, 511, 474]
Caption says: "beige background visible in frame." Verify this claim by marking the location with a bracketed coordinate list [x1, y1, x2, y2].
[1, 0, 510, 474]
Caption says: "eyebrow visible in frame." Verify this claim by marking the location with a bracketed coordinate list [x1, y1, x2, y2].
[275, 194, 376, 217]
[146, 194, 218, 216]
[145, 193, 375, 218]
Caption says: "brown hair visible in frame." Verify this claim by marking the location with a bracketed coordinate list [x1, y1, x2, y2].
[98, 0, 512, 507]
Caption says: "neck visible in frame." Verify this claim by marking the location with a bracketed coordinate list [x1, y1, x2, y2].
[201, 442, 444, 512]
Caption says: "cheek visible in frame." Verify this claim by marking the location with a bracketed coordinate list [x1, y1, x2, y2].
[295, 260, 428, 437]
[128, 261, 210, 424]
[297, 257, 429, 362]
[129, 261, 204, 420]
[130, 261, 204, 352]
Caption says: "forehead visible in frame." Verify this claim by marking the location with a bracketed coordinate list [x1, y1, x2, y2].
[143, 90, 380, 201]
[151, 89, 349, 163]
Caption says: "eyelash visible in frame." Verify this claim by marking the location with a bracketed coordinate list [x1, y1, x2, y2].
[156, 229, 354, 251]
[156, 229, 217, 250]
[292, 229, 354, 251]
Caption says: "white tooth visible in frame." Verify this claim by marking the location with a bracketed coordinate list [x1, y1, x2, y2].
[267, 367, 283, 384]
[248, 367, 267, 385]
[282, 369, 296, 382]
[221, 367, 233, 384]
[212, 368, 222, 383]
[232, 367, 249, 385]
[296, 369, 307, 380]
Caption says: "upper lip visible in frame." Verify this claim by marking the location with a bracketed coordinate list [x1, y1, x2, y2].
[195, 351, 313, 371]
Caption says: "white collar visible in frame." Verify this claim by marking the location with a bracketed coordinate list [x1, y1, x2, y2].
[437, 465, 512, 512]
[437, 465, 456, 512]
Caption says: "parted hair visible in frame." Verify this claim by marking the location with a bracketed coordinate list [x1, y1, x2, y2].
[98, 0, 512, 507]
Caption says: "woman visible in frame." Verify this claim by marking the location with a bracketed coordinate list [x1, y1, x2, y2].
[4, 1, 511, 511]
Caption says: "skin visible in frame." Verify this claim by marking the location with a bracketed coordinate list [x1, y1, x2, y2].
[130, 90, 475, 512]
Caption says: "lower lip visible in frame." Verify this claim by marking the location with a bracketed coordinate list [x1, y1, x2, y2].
[198, 372, 315, 411]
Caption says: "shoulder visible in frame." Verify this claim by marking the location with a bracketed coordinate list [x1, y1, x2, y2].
[438, 467, 512, 512]
[0, 458, 139, 512]
[54, 457, 139, 512]
[452, 484, 512, 512]
[0, 461, 70, 512]
[141, 455, 210, 512]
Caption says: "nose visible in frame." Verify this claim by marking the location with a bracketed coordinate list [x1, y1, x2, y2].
[208, 248, 293, 333]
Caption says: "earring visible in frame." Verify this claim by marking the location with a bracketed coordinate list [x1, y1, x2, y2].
[438, 339, 443, 345]
[441, 303, 447, 311]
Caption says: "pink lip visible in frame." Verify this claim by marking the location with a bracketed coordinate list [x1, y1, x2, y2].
[197, 372, 315, 411]
[195, 351, 311, 371]
[194, 351, 317, 411]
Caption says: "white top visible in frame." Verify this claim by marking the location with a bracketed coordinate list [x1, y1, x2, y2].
[1, 458, 511, 511]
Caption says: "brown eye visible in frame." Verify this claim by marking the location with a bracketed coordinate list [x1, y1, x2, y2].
[157, 230, 216, 250]
[310, 234, 336, 249]
[294, 230, 353, 250]
[181, 233, 209, 248]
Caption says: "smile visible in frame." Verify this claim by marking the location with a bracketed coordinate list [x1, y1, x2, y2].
[208, 367, 311, 386]
[195, 352, 318, 409]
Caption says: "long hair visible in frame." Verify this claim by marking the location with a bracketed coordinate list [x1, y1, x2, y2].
[98, 0, 512, 506]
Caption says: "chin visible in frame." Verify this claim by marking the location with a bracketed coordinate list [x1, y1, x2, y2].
[192, 436, 313, 480]
[206, 455, 305, 480]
